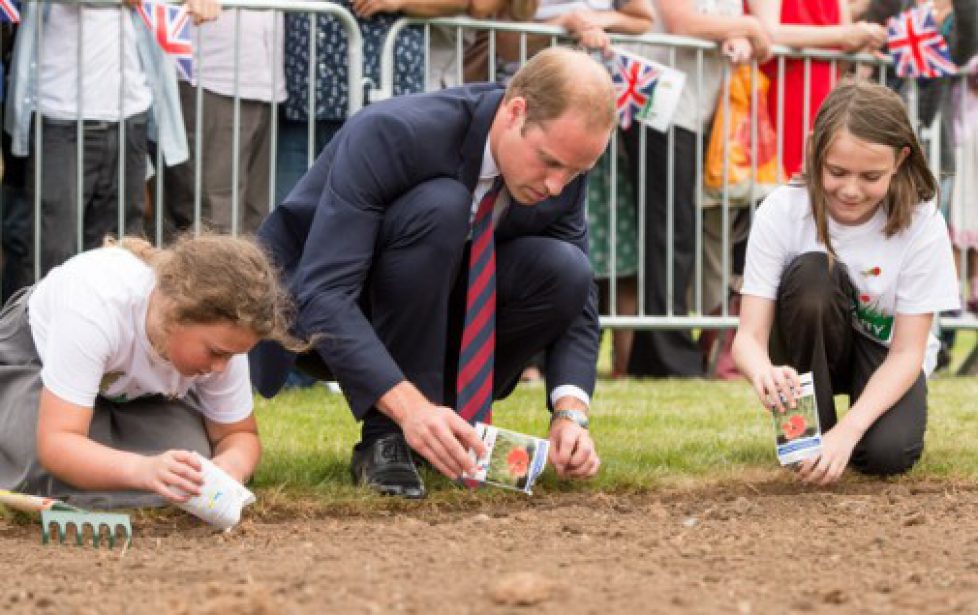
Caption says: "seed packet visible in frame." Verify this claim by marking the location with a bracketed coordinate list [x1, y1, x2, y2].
[772, 372, 822, 466]
[462, 423, 550, 495]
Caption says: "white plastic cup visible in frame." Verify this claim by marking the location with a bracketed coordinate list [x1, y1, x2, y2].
[175, 453, 256, 531]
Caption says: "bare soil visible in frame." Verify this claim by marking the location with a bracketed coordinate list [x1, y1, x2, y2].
[3, 478, 978, 614]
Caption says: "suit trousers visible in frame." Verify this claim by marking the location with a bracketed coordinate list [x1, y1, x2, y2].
[294, 178, 593, 445]
[771, 252, 927, 476]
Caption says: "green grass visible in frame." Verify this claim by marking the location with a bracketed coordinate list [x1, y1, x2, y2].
[251, 370, 978, 505]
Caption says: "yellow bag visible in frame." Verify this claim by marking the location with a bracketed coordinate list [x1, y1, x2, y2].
[704, 65, 779, 204]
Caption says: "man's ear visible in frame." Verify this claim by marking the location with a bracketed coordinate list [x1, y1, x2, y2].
[504, 96, 527, 129]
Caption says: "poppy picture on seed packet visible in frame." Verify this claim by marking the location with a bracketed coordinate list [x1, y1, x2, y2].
[770, 372, 823, 466]
[772, 390, 819, 445]
[464, 423, 550, 494]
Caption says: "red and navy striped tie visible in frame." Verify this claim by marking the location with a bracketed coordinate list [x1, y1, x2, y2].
[457, 178, 504, 425]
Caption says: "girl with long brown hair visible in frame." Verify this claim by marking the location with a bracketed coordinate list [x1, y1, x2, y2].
[732, 82, 959, 485]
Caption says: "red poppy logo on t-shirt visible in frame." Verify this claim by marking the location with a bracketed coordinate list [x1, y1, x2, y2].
[861, 266, 882, 277]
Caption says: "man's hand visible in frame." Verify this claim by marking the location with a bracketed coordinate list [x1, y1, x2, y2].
[548, 418, 600, 478]
[378, 381, 486, 480]
[401, 404, 486, 479]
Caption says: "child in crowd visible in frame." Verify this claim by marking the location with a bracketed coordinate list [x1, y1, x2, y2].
[163, 8, 286, 237]
[732, 83, 959, 485]
[4, 1, 219, 278]
[0, 234, 304, 508]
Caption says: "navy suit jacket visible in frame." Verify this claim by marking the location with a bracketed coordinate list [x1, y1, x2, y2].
[250, 83, 600, 419]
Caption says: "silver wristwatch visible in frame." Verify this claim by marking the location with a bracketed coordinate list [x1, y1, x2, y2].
[550, 409, 590, 429]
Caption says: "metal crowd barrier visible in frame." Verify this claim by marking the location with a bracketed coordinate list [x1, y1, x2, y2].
[375, 19, 955, 333]
[2, 7, 974, 339]
[0, 0, 362, 288]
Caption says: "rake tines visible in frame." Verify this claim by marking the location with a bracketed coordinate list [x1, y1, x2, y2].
[41, 510, 132, 549]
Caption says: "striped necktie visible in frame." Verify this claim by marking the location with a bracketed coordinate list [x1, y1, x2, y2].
[457, 178, 504, 425]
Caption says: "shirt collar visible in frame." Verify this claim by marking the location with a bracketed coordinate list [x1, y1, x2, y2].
[479, 137, 500, 181]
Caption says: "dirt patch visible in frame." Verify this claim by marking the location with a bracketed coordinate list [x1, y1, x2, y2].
[3, 479, 978, 614]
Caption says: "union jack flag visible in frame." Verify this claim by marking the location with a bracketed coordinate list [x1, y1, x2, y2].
[611, 51, 660, 130]
[886, 6, 956, 79]
[0, 0, 20, 24]
[136, 1, 193, 81]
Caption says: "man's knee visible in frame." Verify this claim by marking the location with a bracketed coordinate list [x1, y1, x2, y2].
[383, 178, 471, 257]
[531, 239, 592, 323]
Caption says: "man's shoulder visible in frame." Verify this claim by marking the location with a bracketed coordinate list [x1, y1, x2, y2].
[355, 83, 504, 127]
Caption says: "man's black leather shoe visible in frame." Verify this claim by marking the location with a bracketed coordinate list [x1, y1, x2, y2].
[350, 433, 426, 499]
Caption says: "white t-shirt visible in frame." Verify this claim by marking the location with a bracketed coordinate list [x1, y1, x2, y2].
[38, 4, 153, 121]
[742, 185, 960, 375]
[186, 10, 287, 103]
[28, 248, 254, 424]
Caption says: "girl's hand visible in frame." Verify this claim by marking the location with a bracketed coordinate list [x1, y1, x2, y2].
[137, 450, 204, 503]
[722, 37, 754, 65]
[750, 364, 801, 414]
[796, 422, 862, 486]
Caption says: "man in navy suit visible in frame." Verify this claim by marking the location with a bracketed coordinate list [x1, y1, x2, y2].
[251, 47, 615, 498]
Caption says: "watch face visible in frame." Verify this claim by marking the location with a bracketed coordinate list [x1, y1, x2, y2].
[554, 410, 588, 429]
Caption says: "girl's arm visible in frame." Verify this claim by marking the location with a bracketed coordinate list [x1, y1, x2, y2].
[798, 312, 932, 485]
[746, 0, 886, 52]
[205, 414, 261, 484]
[732, 295, 802, 413]
[36, 388, 204, 501]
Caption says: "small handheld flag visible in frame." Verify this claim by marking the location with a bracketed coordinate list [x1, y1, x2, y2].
[135, 1, 194, 80]
[886, 6, 956, 79]
[610, 51, 660, 130]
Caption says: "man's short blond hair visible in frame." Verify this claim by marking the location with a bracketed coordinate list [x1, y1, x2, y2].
[505, 47, 616, 132]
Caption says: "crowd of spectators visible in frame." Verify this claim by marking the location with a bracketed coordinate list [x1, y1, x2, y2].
[0, 0, 975, 380]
